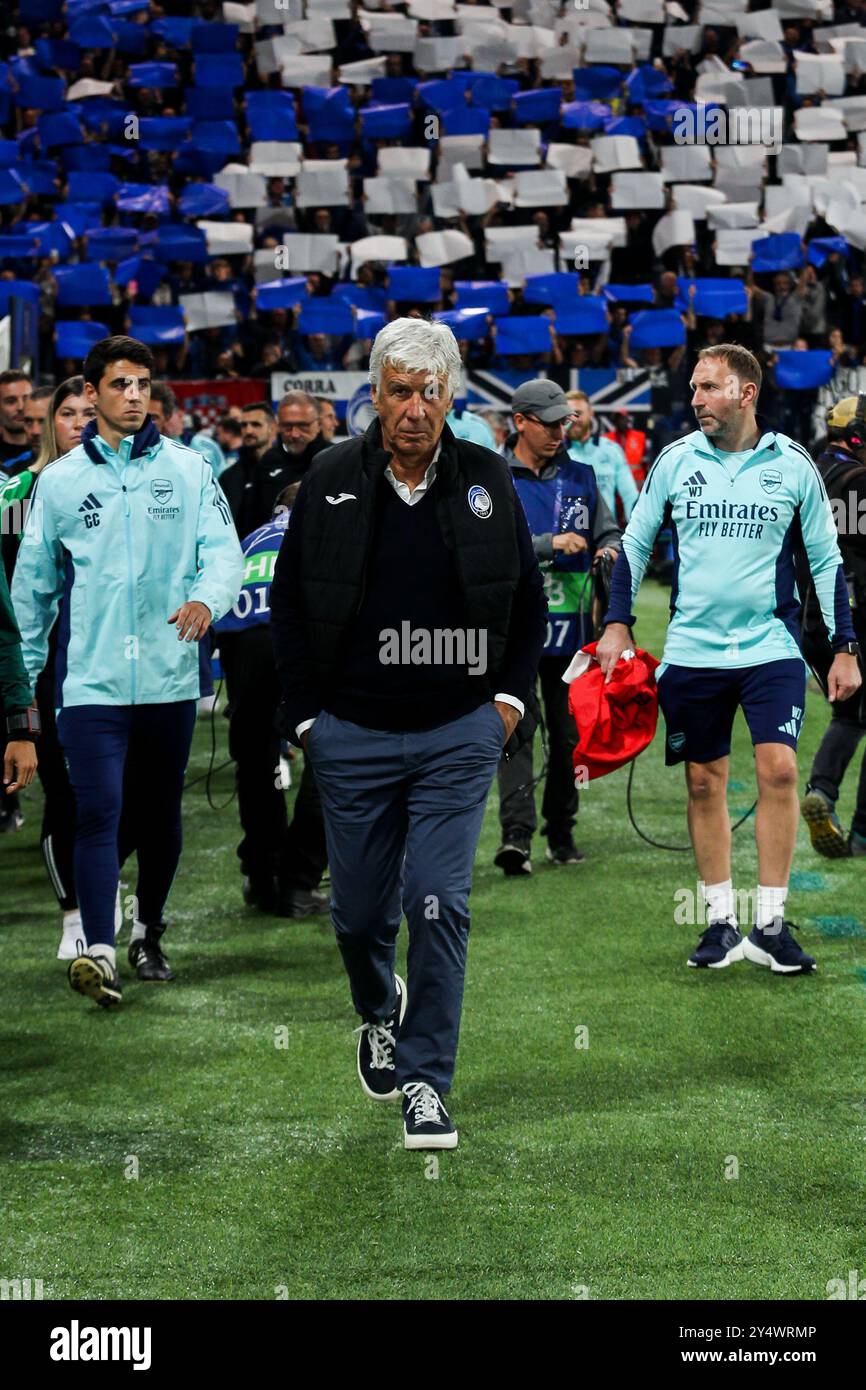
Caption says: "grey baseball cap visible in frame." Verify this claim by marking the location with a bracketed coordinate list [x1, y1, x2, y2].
[510, 379, 573, 423]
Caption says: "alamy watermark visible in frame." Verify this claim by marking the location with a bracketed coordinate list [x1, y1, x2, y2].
[1, 1277, 43, 1300]
[379, 623, 488, 676]
[674, 882, 756, 926]
[1, 497, 41, 541]
[826, 1269, 866, 1299]
[831, 492, 866, 536]
[49, 1322, 152, 1369]
[673, 103, 783, 154]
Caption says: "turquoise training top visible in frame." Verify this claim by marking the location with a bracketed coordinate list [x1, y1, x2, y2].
[12, 419, 244, 708]
[604, 426, 855, 668]
[568, 433, 639, 520]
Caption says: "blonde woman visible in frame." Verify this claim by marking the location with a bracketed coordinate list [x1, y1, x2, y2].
[0, 378, 96, 960]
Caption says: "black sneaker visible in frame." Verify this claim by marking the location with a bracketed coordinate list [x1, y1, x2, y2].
[494, 843, 532, 876]
[545, 838, 585, 866]
[128, 924, 175, 982]
[688, 920, 745, 969]
[849, 830, 866, 858]
[800, 789, 849, 858]
[402, 1083, 458, 1150]
[242, 873, 278, 911]
[68, 951, 122, 1008]
[355, 974, 407, 1101]
[276, 886, 331, 919]
[743, 919, 816, 975]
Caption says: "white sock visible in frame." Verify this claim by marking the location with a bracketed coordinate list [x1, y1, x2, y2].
[702, 879, 735, 925]
[89, 943, 116, 968]
[130, 919, 147, 944]
[62, 909, 81, 928]
[756, 885, 787, 928]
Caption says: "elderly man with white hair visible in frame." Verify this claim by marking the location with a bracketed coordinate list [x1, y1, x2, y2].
[270, 317, 547, 1150]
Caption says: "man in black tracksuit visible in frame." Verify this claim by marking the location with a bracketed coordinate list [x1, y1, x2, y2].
[258, 390, 331, 489]
[269, 318, 547, 1151]
[214, 484, 329, 919]
[798, 395, 866, 857]
[218, 401, 279, 537]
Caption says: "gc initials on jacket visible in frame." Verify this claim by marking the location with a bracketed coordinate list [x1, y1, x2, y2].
[12, 418, 244, 707]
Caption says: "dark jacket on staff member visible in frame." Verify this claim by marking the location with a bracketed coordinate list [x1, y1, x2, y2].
[269, 418, 548, 745]
[219, 432, 329, 537]
[259, 432, 330, 488]
[0, 557, 33, 730]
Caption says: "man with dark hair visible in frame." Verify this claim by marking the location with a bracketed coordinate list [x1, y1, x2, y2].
[148, 381, 180, 436]
[598, 343, 861, 975]
[0, 370, 33, 474]
[24, 387, 53, 457]
[216, 415, 243, 467]
[218, 401, 287, 536]
[315, 397, 340, 444]
[12, 335, 243, 1008]
[799, 395, 866, 858]
[214, 482, 328, 918]
[566, 390, 638, 523]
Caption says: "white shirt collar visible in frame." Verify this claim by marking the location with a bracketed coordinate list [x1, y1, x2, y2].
[384, 439, 442, 506]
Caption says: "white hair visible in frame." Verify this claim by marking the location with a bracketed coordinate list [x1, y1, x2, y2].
[368, 317, 461, 402]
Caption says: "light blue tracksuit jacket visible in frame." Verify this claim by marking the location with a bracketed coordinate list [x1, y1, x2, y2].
[12, 417, 244, 708]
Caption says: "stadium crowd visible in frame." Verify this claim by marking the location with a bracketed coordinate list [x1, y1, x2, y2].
[0, 0, 865, 453]
[2, 1, 866, 1149]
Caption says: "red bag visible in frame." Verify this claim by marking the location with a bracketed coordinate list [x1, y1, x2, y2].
[565, 641, 661, 782]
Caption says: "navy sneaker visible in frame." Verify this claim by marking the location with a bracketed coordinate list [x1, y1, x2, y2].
[402, 1082, 458, 1151]
[744, 919, 816, 975]
[687, 920, 745, 969]
[800, 789, 849, 858]
[355, 974, 407, 1102]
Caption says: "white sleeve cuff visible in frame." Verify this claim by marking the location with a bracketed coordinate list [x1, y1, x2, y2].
[493, 693, 525, 719]
[296, 718, 316, 738]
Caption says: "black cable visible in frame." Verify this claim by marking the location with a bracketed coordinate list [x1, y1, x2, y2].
[579, 562, 759, 851]
[625, 757, 757, 852]
[182, 677, 238, 810]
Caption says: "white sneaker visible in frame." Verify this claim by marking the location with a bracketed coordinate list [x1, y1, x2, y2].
[57, 912, 84, 962]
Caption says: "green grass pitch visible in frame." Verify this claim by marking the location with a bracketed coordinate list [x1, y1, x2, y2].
[2, 581, 865, 1300]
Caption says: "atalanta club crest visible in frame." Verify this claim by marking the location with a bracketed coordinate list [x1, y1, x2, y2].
[347, 384, 377, 437]
[468, 485, 493, 519]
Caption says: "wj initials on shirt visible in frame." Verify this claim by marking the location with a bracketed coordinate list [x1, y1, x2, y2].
[684, 470, 707, 497]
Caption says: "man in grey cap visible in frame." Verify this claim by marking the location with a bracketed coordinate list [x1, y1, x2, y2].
[495, 379, 621, 875]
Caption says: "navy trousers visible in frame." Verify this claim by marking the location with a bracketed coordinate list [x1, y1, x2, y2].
[306, 702, 504, 1094]
[56, 701, 197, 947]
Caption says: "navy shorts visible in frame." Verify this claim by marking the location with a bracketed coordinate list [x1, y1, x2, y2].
[656, 659, 807, 766]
